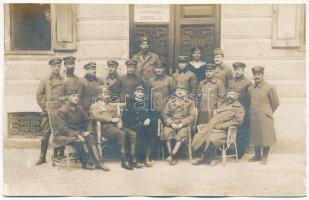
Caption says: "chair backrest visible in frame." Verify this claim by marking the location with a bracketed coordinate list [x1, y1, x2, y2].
[46, 101, 64, 133]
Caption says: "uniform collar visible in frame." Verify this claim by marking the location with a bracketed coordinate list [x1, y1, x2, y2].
[202, 77, 217, 84]
[85, 73, 98, 81]
[254, 80, 265, 88]
[234, 75, 245, 82]
[155, 74, 165, 80]
[215, 63, 225, 70]
[107, 72, 118, 80]
[137, 51, 152, 63]
[178, 68, 188, 74]
[49, 73, 63, 80]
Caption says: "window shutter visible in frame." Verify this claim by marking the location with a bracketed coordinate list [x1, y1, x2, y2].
[272, 5, 303, 48]
[53, 4, 77, 51]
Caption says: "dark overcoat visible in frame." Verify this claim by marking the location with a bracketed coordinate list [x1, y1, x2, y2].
[248, 80, 280, 146]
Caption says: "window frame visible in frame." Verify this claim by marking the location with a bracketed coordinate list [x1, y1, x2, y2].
[4, 4, 56, 55]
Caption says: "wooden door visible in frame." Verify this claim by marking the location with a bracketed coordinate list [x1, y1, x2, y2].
[174, 5, 221, 71]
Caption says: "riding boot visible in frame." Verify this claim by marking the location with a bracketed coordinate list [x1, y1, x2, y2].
[35, 140, 48, 166]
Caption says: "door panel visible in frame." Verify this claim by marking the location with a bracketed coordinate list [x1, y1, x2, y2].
[175, 5, 221, 68]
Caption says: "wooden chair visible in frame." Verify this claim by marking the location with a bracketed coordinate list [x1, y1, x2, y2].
[46, 101, 76, 167]
[216, 126, 238, 165]
[158, 107, 198, 162]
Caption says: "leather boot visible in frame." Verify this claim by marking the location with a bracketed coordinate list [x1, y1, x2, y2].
[35, 140, 48, 166]
[121, 155, 133, 170]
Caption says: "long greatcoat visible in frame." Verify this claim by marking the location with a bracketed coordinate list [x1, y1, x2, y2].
[132, 51, 160, 81]
[248, 80, 280, 146]
[191, 101, 245, 151]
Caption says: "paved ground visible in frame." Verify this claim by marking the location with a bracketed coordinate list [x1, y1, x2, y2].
[3, 98, 307, 197]
[3, 148, 306, 197]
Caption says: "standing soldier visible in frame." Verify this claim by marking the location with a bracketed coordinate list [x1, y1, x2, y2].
[132, 36, 160, 82]
[90, 86, 136, 170]
[149, 60, 173, 158]
[197, 64, 225, 125]
[248, 66, 280, 165]
[63, 56, 83, 97]
[112, 59, 145, 102]
[80, 62, 104, 113]
[171, 56, 198, 98]
[161, 83, 197, 165]
[35, 58, 65, 166]
[103, 60, 121, 98]
[213, 48, 233, 88]
[227, 62, 253, 158]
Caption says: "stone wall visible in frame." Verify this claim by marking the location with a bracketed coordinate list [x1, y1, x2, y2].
[221, 4, 306, 98]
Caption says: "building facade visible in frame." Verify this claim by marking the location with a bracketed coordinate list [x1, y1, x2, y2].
[3, 4, 306, 146]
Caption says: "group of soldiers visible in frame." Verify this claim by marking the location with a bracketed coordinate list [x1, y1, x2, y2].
[35, 36, 280, 171]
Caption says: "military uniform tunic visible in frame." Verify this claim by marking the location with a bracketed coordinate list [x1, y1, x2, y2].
[102, 72, 121, 96]
[80, 74, 104, 112]
[162, 97, 197, 142]
[171, 69, 198, 97]
[112, 73, 144, 102]
[64, 74, 83, 97]
[197, 77, 225, 124]
[214, 63, 233, 88]
[248, 80, 280, 146]
[132, 51, 159, 81]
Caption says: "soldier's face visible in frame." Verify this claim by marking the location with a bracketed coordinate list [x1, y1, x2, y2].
[192, 50, 201, 61]
[134, 89, 144, 99]
[65, 63, 75, 74]
[127, 66, 136, 74]
[175, 88, 187, 98]
[206, 70, 214, 79]
[214, 55, 223, 65]
[108, 65, 117, 74]
[178, 62, 187, 70]
[68, 94, 80, 104]
[51, 64, 61, 74]
[87, 68, 96, 76]
[140, 41, 150, 53]
[253, 72, 264, 84]
[234, 67, 244, 78]
[154, 67, 164, 75]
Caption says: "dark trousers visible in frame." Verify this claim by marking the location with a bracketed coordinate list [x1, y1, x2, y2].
[203, 143, 216, 163]
[68, 140, 89, 166]
[40, 116, 63, 159]
[135, 126, 152, 162]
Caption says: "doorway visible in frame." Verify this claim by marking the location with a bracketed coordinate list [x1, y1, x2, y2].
[129, 4, 221, 73]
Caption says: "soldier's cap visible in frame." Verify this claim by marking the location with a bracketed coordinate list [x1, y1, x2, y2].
[213, 48, 224, 56]
[177, 56, 190, 63]
[232, 62, 246, 69]
[176, 82, 187, 90]
[153, 60, 167, 69]
[63, 56, 76, 64]
[125, 59, 138, 67]
[49, 58, 62, 65]
[134, 83, 146, 92]
[139, 36, 150, 43]
[107, 60, 119, 67]
[205, 63, 215, 70]
[84, 62, 96, 70]
[251, 66, 265, 74]
[226, 91, 239, 99]
[190, 46, 202, 53]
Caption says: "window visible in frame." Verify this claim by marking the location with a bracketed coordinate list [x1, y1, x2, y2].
[10, 4, 51, 51]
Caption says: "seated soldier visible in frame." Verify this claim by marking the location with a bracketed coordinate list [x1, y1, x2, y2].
[122, 83, 153, 168]
[54, 92, 110, 171]
[191, 91, 245, 166]
[90, 86, 136, 170]
[161, 82, 197, 165]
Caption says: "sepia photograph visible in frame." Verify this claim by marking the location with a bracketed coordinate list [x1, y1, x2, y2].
[1, 1, 307, 197]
